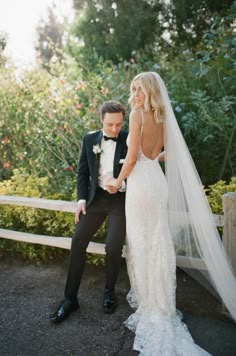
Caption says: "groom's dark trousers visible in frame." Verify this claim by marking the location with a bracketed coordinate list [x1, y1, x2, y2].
[65, 189, 126, 301]
[64, 129, 128, 302]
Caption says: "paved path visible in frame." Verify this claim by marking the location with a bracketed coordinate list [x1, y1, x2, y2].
[0, 256, 236, 356]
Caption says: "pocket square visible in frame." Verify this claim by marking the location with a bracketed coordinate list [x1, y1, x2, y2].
[119, 159, 125, 164]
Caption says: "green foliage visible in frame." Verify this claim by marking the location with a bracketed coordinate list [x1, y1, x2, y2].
[72, 0, 159, 64]
[35, 5, 65, 67]
[165, 0, 235, 49]
[0, 238, 68, 263]
[162, 3, 236, 183]
[0, 31, 7, 67]
[0, 55, 136, 190]
[0, 169, 105, 264]
[1, 1, 235, 186]
[0, 61, 84, 190]
[71, 0, 234, 65]
[206, 177, 236, 215]
[87, 253, 105, 266]
[0, 31, 7, 51]
[0, 0, 235, 264]
[0, 169, 73, 261]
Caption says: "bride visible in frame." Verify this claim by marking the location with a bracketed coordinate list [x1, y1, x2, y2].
[108, 72, 236, 355]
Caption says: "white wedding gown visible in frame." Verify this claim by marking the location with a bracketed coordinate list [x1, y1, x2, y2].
[125, 137, 211, 355]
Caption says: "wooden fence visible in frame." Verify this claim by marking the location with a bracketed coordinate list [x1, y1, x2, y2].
[0, 193, 235, 273]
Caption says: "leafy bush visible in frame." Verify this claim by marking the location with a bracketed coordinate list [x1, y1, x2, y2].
[206, 177, 236, 215]
[0, 2, 235, 263]
[0, 57, 134, 192]
[163, 4, 236, 184]
[0, 169, 105, 263]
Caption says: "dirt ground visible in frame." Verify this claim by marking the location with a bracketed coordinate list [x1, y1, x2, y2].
[0, 254, 236, 356]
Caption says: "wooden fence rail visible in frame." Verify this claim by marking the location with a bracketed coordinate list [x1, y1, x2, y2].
[0, 194, 235, 273]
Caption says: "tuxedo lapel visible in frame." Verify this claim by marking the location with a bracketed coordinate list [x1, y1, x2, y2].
[94, 130, 103, 146]
[93, 130, 103, 180]
[113, 133, 125, 178]
[114, 138, 122, 166]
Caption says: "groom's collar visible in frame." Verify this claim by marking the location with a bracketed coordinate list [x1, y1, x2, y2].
[101, 130, 120, 142]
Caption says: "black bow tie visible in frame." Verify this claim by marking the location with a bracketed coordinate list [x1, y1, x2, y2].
[103, 135, 117, 142]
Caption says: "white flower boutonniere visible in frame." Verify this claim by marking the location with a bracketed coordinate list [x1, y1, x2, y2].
[93, 144, 102, 158]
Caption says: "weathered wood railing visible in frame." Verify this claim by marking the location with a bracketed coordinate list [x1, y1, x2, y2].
[0, 193, 235, 273]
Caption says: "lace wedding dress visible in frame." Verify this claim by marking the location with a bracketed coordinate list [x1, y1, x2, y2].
[125, 133, 211, 355]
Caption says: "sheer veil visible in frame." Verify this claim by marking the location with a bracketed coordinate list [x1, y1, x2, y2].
[154, 73, 236, 322]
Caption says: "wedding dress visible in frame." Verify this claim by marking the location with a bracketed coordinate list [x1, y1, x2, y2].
[124, 72, 236, 355]
[125, 120, 211, 355]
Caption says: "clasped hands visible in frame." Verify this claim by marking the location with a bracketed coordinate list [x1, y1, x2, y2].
[105, 179, 120, 194]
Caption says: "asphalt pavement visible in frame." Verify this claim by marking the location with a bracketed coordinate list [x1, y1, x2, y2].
[0, 254, 236, 356]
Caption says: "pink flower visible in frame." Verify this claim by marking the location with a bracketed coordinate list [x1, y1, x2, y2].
[75, 103, 82, 109]
[100, 87, 108, 95]
[130, 58, 135, 64]
[3, 136, 9, 145]
[60, 79, 65, 85]
[64, 165, 73, 171]
[4, 161, 11, 169]
[18, 154, 24, 160]
[35, 51, 41, 58]
[75, 81, 84, 90]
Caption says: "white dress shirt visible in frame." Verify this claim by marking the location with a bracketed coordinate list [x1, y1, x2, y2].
[98, 135, 117, 189]
[78, 132, 125, 205]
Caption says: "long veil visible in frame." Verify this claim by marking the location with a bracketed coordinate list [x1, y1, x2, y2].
[154, 73, 236, 322]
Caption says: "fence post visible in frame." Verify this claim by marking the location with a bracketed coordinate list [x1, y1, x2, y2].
[223, 192, 236, 274]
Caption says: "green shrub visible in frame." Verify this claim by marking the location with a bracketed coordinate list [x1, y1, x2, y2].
[0, 58, 132, 191]
[1, 171, 235, 263]
[206, 177, 236, 214]
[0, 169, 106, 264]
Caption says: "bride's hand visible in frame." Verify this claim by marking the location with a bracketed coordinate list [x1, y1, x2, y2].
[105, 179, 120, 194]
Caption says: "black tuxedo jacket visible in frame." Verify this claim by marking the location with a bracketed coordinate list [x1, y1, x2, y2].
[77, 129, 128, 207]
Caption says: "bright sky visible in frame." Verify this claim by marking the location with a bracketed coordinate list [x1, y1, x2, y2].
[0, 0, 74, 67]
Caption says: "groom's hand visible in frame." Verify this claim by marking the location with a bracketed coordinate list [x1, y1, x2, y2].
[105, 184, 119, 194]
[75, 202, 86, 224]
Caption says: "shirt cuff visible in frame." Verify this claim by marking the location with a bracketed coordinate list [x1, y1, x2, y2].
[77, 199, 86, 206]
[118, 181, 126, 192]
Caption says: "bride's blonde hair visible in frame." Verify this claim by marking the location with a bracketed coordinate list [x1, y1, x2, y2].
[128, 72, 165, 124]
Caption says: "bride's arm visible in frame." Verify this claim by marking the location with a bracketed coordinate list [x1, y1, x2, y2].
[110, 110, 141, 189]
[157, 121, 165, 162]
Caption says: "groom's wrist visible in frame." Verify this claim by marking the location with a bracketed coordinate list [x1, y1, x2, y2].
[77, 199, 86, 206]
[118, 181, 126, 192]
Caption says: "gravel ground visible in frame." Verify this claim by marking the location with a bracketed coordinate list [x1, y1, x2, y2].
[0, 254, 236, 356]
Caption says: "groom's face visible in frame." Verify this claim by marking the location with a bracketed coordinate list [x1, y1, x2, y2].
[101, 112, 124, 137]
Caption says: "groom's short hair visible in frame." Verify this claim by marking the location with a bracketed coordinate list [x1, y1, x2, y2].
[100, 100, 125, 120]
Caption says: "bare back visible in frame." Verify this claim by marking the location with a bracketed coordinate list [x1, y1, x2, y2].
[140, 111, 164, 160]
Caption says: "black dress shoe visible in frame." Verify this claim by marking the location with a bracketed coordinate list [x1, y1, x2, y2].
[49, 298, 79, 323]
[103, 289, 117, 314]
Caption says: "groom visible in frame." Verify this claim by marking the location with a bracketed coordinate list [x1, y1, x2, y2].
[50, 100, 128, 323]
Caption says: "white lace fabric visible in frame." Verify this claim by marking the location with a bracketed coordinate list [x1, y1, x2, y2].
[125, 145, 210, 355]
[124, 73, 236, 354]
[125, 310, 210, 356]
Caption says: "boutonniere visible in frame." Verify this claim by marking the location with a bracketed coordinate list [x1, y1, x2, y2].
[93, 144, 103, 158]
